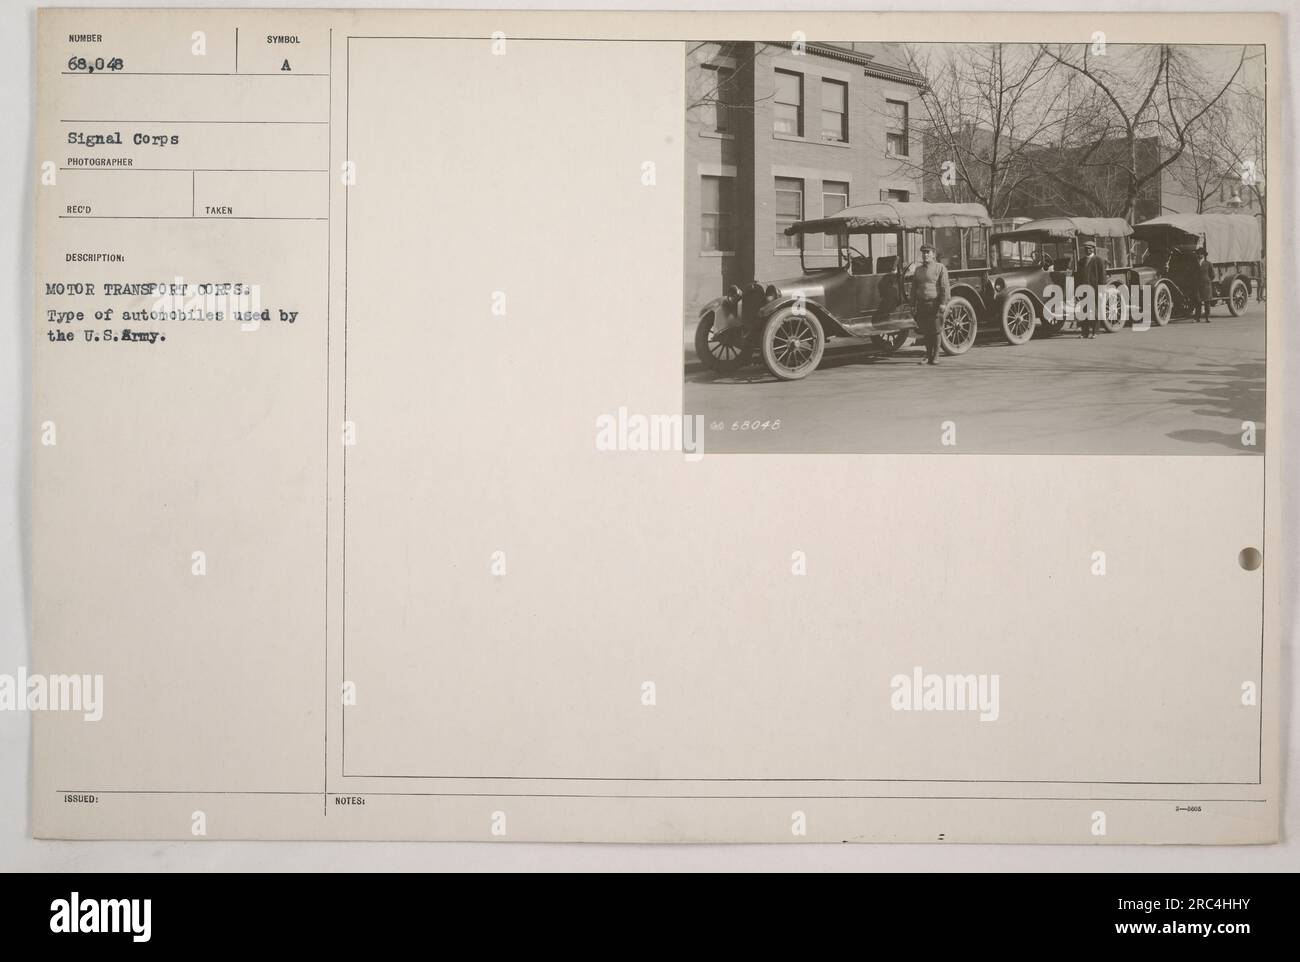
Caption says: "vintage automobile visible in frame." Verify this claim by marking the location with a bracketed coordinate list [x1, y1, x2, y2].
[1129, 213, 1262, 324]
[693, 202, 992, 380]
[986, 217, 1137, 338]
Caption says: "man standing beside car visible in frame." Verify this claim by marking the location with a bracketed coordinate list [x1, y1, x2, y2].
[912, 243, 950, 365]
[1190, 247, 1214, 323]
[1075, 240, 1106, 339]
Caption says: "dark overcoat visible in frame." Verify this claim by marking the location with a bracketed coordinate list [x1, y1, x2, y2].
[1195, 259, 1215, 299]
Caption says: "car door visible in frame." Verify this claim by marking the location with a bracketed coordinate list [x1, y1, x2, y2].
[850, 233, 911, 331]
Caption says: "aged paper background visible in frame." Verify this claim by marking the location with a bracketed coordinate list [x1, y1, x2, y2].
[23, 7, 1284, 846]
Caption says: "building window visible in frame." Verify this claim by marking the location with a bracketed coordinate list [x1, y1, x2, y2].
[822, 181, 849, 249]
[700, 175, 734, 252]
[880, 188, 910, 202]
[774, 70, 803, 136]
[821, 79, 848, 143]
[885, 99, 909, 157]
[704, 65, 735, 134]
[775, 177, 804, 249]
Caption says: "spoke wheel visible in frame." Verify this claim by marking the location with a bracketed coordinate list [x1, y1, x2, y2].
[1036, 311, 1065, 338]
[873, 331, 910, 354]
[1100, 285, 1128, 333]
[1152, 282, 1173, 327]
[760, 309, 825, 380]
[1228, 279, 1249, 316]
[940, 296, 978, 356]
[694, 311, 752, 374]
[999, 293, 1036, 345]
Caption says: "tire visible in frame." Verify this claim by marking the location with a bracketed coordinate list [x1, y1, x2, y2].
[694, 310, 752, 374]
[873, 331, 910, 354]
[760, 308, 825, 381]
[1036, 312, 1065, 338]
[1099, 284, 1128, 333]
[1152, 281, 1173, 327]
[1227, 278, 1249, 316]
[999, 292, 1036, 345]
[940, 296, 978, 356]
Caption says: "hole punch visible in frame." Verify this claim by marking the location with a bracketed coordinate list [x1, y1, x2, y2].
[1238, 547, 1262, 571]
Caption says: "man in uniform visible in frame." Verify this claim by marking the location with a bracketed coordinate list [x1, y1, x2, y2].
[1075, 240, 1106, 339]
[911, 243, 950, 365]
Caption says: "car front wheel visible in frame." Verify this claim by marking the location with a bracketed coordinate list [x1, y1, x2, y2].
[999, 292, 1036, 345]
[940, 296, 978, 356]
[760, 308, 825, 381]
[694, 310, 752, 374]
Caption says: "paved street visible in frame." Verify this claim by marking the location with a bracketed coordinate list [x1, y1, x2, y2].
[685, 303, 1266, 454]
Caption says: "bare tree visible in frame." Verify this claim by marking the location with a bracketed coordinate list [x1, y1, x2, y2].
[1163, 100, 1247, 213]
[1211, 70, 1266, 214]
[1034, 43, 1248, 222]
[893, 43, 1066, 217]
[685, 42, 773, 121]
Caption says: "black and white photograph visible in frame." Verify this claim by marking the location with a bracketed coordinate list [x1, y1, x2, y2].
[2, 0, 1294, 908]
[684, 40, 1266, 454]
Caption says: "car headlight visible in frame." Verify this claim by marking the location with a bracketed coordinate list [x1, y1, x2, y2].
[765, 285, 780, 301]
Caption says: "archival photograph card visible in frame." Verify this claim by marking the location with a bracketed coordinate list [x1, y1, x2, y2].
[30, 8, 1282, 843]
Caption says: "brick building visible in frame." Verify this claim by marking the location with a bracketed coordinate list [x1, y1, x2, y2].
[922, 129, 1262, 223]
[684, 41, 927, 332]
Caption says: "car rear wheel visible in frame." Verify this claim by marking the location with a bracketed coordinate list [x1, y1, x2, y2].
[1036, 311, 1065, 338]
[760, 308, 825, 381]
[694, 310, 752, 374]
[999, 292, 1036, 345]
[1152, 281, 1173, 327]
[1227, 278, 1250, 316]
[1099, 284, 1128, 333]
[940, 296, 978, 356]
[873, 331, 910, 354]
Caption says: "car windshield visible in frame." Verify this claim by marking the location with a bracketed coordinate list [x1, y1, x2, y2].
[1040, 239, 1075, 271]
[994, 238, 1041, 269]
[808, 230, 910, 275]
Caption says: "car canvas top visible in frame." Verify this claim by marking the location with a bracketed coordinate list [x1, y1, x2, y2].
[992, 216, 1133, 241]
[1132, 213, 1261, 262]
[787, 201, 992, 236]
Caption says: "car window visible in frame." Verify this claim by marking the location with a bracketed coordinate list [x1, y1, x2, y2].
[843, 246, 873, 276]
[932, 227, 963, 269]
[994, 239, 1040, 269]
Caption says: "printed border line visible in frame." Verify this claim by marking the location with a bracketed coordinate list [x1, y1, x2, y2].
[337, 34, 1269, 795]
[54, 790, 1268, 803]
[324, 25, 333, 817]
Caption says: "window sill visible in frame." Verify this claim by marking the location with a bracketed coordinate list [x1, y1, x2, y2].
[774, 250, 840, 261]
[698, 130, 736, 141]
[699, 250, 736, 257]
[773, 131, 853, 149]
